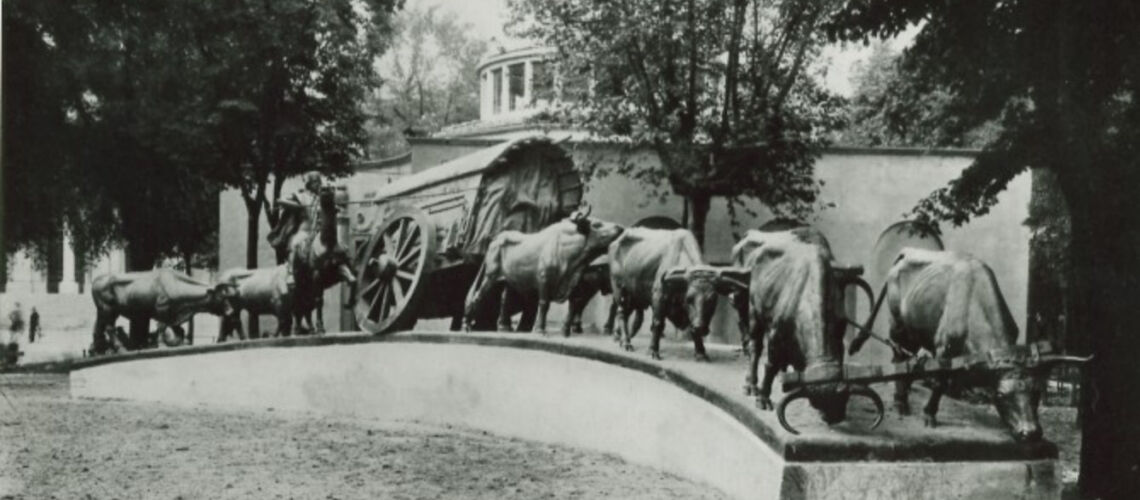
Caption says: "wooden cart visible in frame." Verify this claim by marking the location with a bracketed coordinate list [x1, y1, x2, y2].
[348, 136, 584, 334]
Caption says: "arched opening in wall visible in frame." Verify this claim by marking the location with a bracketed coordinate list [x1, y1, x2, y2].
[757, 218, 808, 232]
[633, 216, 682, 230]
[870, 221, 944, 282]
[853, 221, 944, 362]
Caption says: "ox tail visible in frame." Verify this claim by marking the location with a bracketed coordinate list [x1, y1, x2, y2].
[464, 236, 506, 328]
[847, 252, 908, 356]
[674, 230, 705, 268]
[846, 279, 890, 356]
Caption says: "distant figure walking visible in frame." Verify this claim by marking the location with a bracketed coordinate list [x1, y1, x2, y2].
[29, 307, 41, 343]
[8, 302, 25, 344]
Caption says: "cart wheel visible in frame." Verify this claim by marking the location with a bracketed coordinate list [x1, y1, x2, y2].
[355, 205, 437, 334]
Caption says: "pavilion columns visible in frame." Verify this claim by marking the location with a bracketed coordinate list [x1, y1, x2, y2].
[58, 230, 79, 294]
[501, 64, 511, 113]
[523, 61, 534, 108]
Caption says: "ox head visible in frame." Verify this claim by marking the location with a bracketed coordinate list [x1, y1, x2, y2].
[993, 354, 1091, 441]
[661, 267, 721, 337]
[209, 282, 239, 316]
[567, 205, 624, 256]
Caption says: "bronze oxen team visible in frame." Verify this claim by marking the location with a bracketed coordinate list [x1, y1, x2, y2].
[462, 212, 1083, 442]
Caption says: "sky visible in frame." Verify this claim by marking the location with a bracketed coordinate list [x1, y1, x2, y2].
[406, 0, 914, 97]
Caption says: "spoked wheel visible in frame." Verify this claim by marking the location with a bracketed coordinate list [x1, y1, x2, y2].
[355, 205, 437, 334]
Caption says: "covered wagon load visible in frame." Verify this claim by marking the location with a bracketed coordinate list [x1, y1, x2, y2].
[349, 135, 584, 334]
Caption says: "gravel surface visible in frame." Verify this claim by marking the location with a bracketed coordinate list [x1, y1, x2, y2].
[0, 374, 729, 500]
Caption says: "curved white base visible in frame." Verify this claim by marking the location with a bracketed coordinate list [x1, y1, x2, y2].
[70, 337, 1058, 500]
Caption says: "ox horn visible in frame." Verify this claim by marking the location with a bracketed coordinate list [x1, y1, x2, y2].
[847, 384, 885, 431]
[1041, 354, 1094, 364]
[716, 267, 750, 293]
[776, 388, 808, 435]
[663, 267, 688, 284]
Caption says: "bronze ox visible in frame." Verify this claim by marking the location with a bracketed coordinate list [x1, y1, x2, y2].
[725, 228, 883, 432]
[847, 248, 1089, 441]
[90, 269, 237, 354]
[215, 265, 294, 341]
[465, 206, 625, 334]
[288, 187, 356, 334]
[608, 228, 727, 361]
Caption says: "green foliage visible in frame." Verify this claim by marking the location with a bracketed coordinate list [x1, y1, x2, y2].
[508, 0, 846, 224]
[364, 6, 489, 158]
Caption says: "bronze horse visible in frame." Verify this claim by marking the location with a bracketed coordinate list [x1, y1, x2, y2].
[287, 186, 356, 334]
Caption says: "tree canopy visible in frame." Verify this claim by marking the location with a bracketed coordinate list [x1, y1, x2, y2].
[2, 0, 401, 273]
[366, 4, 488, 157]
[827, 1, 1140, 497]
[508, 0, 846, 243]
[3, 0, 221, 271]
[836, 42, 999, 149]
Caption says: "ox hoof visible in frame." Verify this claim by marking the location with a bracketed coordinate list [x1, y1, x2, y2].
[757, 396, 774, 411]
[744, 385, 759, 396]
[923, 414, 938, 428]
[621, 343, 635, 352]
[650, 350, 663, 361]
[694, 352, 710, 362]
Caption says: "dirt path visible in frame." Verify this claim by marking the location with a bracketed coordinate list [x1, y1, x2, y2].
[0, 374, 729, 500]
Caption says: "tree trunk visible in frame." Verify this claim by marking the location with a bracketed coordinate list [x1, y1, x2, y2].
[688, 192, 711, 250]
[1071, 192, 1140, 499]
[183, 251, 194, 346]
[245, 203, 262, 339]
[125, 244, 156, 350]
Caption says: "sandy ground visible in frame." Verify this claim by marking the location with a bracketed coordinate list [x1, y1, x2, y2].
[0, 373, 729, 500]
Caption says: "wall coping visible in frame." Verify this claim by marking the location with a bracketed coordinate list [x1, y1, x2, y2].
[409, 135, 983, 158]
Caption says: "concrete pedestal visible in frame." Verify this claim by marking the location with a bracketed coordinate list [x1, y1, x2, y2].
[67, 331, 1059, 500]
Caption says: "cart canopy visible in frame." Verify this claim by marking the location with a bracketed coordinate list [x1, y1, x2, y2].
[362, 135, 583, 259]
[460, 136, 581, 257]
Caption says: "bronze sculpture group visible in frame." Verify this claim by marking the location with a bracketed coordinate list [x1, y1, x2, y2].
[84, 157, 1087, 442]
